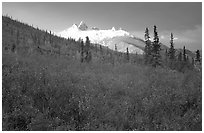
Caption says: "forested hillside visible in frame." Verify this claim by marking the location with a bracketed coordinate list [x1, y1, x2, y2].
[2, 15, 202, 131]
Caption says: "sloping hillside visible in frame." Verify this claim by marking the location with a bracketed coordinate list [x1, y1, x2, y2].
[2, 16, 79, 56]
[2, 15, 202, 131]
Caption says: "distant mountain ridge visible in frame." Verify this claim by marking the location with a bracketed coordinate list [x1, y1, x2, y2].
[57, 21, 130, 41]
[2, 15, 195, 59]
[57, 22, 196, 58]
[57, 21, 146, 54]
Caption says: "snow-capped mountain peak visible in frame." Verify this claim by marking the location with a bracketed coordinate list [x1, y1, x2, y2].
[58, 21, 130, 43]
[71, 24, 78, 29]
[78, 21, 88, 31]
[57, 21, 145, 54]
[111, 27, 116, 31]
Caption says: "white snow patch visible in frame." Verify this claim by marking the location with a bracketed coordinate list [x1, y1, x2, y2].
[57, 23, 130, 44]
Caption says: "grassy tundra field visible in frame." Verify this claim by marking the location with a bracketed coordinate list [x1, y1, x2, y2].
[2, 16, 202, 131]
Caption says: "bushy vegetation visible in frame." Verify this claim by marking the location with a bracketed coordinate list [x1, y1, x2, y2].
[2, 52, 202, 131]
[2, 15, 202, 131]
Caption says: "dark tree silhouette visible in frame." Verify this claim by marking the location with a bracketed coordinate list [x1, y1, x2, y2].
[100, 45, 102, 54]
[85, 36, 92, 63]
[49, 30, 52, 44]
[151, 25, 161, 67]
[195, 50, 201, 62]
[115, 44, 117, 51]
[144, 27, 150, 41]
[168, 33, 176, 69]
[126, 47, 129, 61]
[144, 27, 152, 64]
[168, 33, 175, 60]
[183, 46, 186, 62]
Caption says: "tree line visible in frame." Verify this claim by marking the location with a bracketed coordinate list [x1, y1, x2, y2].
[144, 25, 201, 72]
[4, 15, 201, 72]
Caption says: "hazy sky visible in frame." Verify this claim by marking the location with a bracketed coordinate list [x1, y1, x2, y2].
[2, 2, 202, 50]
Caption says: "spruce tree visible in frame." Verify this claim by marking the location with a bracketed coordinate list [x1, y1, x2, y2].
[115, 44, 117, 51]
[168, 33, 175, 60]
[168, 33, 176, 69]
[144, 27, 152, 64]
[195, 50, 201, 62]
[85, 36, 91, 63]
[152, 25, 161, 67]
[49, 30, 52, 44]
[183, 46, 186, 62]
[126, 47, 129, 61]
[144, 27, 150, 41]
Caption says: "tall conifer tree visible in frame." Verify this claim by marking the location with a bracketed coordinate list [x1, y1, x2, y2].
[195, 50, 201, 62]
[183, 46, 186, 62]
[85, 36, 91, 62]
[168, 33, 176, 69]
[152, 25, 161, 67]
[126, 47, 129, 61]
[168, 33, 175, 60]
[144, 27, 152, 64]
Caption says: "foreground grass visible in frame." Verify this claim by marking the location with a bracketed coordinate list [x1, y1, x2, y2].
[2, 53, 202, 131]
